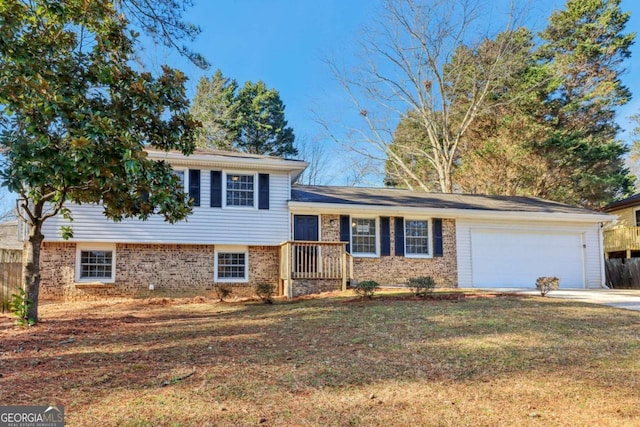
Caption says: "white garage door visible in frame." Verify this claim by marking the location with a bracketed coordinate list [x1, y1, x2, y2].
[470, 230, 585, 288]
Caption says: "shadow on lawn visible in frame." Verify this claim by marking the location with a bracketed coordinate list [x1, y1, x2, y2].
[2, 295, 640, 408]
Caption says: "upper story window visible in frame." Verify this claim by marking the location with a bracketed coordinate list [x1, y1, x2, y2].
[173, 169, 187, 190]
[173, 169, 189, 191]
[405, 219, 430, 257]
[226, 174, 255, 207]
[351, 217, 377, 256]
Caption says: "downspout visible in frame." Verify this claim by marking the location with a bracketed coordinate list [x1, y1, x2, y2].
[598, 222, 606, 289]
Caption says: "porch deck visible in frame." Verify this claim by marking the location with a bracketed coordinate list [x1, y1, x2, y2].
[279, 241, 353, 297]
[604, 226, 640, 258]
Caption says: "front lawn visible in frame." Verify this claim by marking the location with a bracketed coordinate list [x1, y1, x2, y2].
[2, 291, 640, 426]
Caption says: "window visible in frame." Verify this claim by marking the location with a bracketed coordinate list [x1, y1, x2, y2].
[215, 247, 249, 282]
[173, 169, 187, 190]
[635, 209, 640, 226]
[351, 217, 377, 255]
[76, 245, 116, 282]
[226, 174, 255, 207]
[405, 219, 430, 257]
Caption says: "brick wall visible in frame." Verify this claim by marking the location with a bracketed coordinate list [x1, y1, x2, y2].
[291, 279, 341, 297]
[320, 216, 458, 287]
[39, 242, 280, 300]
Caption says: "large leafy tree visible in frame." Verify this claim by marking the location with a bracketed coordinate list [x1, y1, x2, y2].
[328, 0, 523, 192]
[385, 27, 544, 193]
[0, 0, 198, 322]
[386, 0, 634, 208]
[451, 28, 554, 196]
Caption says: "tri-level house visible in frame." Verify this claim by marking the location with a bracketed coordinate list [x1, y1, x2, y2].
[38, 149, 611, 299]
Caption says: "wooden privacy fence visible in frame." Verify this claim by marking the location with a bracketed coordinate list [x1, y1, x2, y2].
[605, 258, 640, 289]
[0, 249, 22, 313]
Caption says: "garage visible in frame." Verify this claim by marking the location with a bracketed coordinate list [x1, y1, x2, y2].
[470, 229, 585, 288]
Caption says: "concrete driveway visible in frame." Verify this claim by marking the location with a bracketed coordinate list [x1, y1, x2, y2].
[479, 288, 640, 312]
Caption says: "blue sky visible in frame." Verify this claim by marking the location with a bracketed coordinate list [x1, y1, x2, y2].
[150, 0, 640, 185]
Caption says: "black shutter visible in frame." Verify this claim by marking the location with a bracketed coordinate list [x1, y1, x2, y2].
[433, 218, 443, 257]
[340, 215, 351, 253]
[258, 173, 269, 210]
[394, 217, 405, 256]
[380, 216, 390, 256]
[210, 171, 222, 208]
[189, 169, 200, 207]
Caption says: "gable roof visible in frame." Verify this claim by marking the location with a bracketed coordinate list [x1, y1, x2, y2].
[290, 185, 610, 222]
[603, 193, 640, 212]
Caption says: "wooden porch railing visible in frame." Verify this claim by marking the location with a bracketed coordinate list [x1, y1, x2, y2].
[279, 241, 352, 297]
[604, 226, 640, 256]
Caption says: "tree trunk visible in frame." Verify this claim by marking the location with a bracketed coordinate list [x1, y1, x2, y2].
[22, 221, 44, 322]
[438, 162, 454, 193]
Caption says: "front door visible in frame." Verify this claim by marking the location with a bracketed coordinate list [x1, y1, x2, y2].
[293, 215, 319, 276]
[294, 215, 319, 241]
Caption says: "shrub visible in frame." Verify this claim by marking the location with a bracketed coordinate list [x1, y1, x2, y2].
[214, 285, 232, 302]
[353, 280, 380, 299]
[535, 276, 560, 297]
[255, 283, 275, 304]
[407, 276, 436, 297]
[10, 288, 35, 326]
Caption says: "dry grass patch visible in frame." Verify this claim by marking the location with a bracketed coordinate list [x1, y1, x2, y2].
[1, 291, 640, 426]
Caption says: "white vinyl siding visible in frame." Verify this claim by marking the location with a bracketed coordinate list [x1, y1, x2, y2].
[456, 219, 604, 288]
[43, 171, 291, 246]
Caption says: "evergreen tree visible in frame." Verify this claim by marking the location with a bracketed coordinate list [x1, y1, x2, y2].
[234, 81, 297, 157]
[191, 77, 297, 157]
[535, 0, 635, 207]
[191, 70, 239, 150]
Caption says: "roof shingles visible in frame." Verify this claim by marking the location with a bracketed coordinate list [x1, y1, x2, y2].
[291, 185, 600, 215]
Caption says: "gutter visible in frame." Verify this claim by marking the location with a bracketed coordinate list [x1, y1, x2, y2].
[288, 201, 614, 223]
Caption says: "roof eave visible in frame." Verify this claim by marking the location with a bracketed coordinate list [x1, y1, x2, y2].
[288, 201, 613, 223]
[148, 150, 308, 172]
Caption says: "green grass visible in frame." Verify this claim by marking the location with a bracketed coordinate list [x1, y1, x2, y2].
[1, 291, 640, 426]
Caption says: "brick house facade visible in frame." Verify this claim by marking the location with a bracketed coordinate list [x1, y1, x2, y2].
[39, 242, 279, 299]
[35, 149, 609, 298]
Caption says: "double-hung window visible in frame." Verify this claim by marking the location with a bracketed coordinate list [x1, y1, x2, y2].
[226, 174, 255, 207]
[351, 217, 377, 256]
[405, 219, 430, 257]
[76, 244, 116, 282]
[173, 169, 187, 190]
[215, 247, 249, 282]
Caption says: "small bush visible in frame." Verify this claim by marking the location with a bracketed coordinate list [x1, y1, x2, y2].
[214, 285, 232, 302]
[536, 276, 560, 297]
[10, 288, 35, 326]
[407, 276, 436, 297]
[353, 280, 380, 299]
[255, 283, 275, 304]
